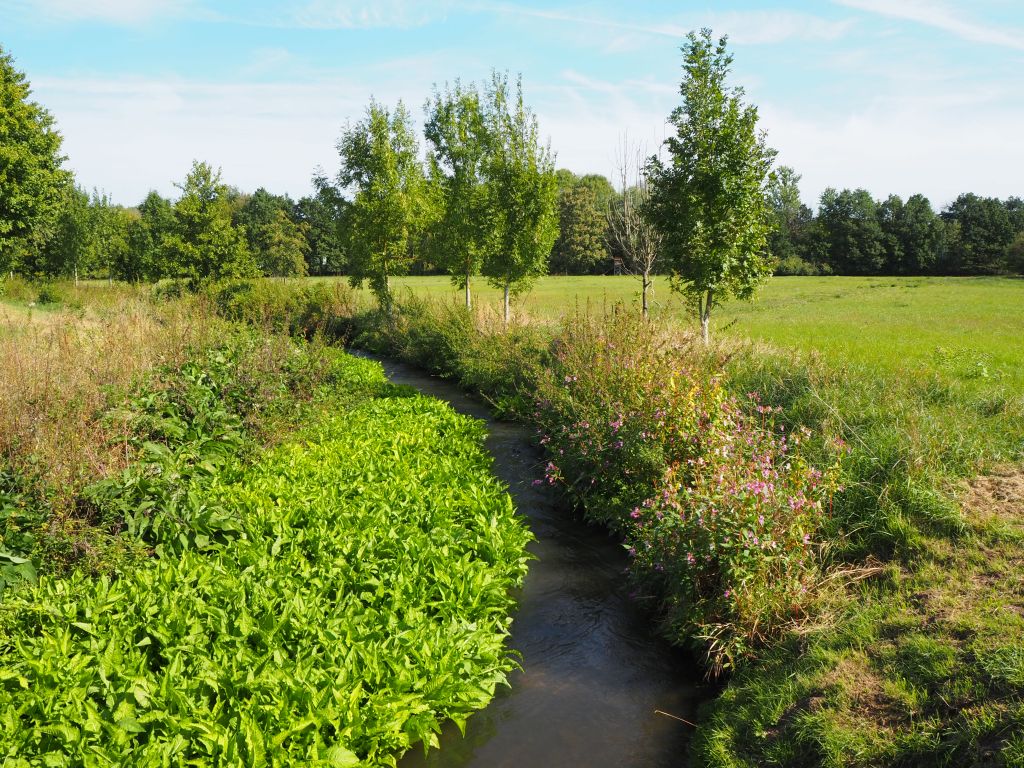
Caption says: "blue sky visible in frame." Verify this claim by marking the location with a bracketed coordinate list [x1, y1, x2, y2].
[3, 0, 1022, 208]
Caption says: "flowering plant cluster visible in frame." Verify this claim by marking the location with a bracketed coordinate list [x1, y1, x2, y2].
[532, 315, 836, 671]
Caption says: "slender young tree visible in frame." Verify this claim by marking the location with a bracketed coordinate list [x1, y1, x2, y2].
[646, 29, 776, 343]
[424, 80, 490, 308]
[480, 73, 559, 324]
[337, 100, 424, 310]
[607, 138, 661, 318]
[0, 46, 71, 269]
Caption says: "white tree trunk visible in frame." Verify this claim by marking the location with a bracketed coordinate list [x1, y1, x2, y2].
[503, 283, 510, 326]
[465, 276, 472, 309]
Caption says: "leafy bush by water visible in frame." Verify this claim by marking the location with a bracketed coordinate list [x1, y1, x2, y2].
[531, 314, 836, 670]
[0, 351, 531, 765]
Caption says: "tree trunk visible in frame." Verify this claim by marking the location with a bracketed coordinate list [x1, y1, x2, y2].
[503, 283, 510, 326]
[465, 274, 472, 309]
[74, 266, 79, 287]
[641, 272, 651, 320]
[700, 289, 713, 345]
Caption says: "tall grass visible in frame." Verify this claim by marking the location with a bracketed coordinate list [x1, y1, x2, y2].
[0, 287, 226, 517]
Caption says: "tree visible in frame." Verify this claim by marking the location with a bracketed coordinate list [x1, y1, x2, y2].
[161, 161, 256, 280]
[766, 166, 817, 274]
[816, 188, 885, 275]
[645, 29, 776, 343]
[336, 100, 424, 309]
[0, 46, 71, 268]
[296, 176, 348, 276]
[607, 139, 661, 318]
[424, 80, 491, 308]
[236, 188, 308, 277]
[881, 193, 943, 275]
[550, 178, 608, 274]
[133, 191, 175, 279]
[941, 193, 1015, 274]
[480, 72, 559, 324]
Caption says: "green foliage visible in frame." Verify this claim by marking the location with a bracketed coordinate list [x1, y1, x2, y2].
[766, 167, 818, 274]
[480, 73, 559, 318]
[550, 181, 609, 275]
[295, 180, 349, 276]
[817, 187, 886, 275]
[236, 188, 309, 277]
[0, 340, 531, 765]
[337, 100, 426, 308]
[646, 29, 776, 340]
[208, 278, 358, 339]
[424, 81, 491, 304]
[0, 46, 71, 267]
[941, 193, 1016, 275]
[160, 161, 258, 281]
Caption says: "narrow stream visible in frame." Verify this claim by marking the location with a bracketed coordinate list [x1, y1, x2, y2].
[366, 356, 707, 768]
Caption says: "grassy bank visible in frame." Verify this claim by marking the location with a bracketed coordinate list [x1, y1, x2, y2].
[287, 281, 1022, 767]
[0, 284, 531, 765]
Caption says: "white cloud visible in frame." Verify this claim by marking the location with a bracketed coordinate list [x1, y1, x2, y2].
[834, 0, 1024, 50]
[760, 97, 1024, 209]
[33, 75, 414, 203]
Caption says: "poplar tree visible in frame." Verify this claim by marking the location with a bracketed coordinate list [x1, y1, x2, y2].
[336, 100, 424, 310]
[424, 81, 490, 308]
[646, 29, 776, 343]
[480, 73, 558, 324]
[0, 46, 70, 267]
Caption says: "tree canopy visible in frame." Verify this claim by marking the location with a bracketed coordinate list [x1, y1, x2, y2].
[336, 100, 425, 308]
[646, 29, 776, 342]
[479, 73, 559, 323]
[0, 46, 70, 268]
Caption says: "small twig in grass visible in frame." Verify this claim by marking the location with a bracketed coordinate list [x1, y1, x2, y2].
[654, 709, 697, 727]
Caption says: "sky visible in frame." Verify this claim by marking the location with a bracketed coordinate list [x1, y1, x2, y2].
[2, 0, 1023, 209]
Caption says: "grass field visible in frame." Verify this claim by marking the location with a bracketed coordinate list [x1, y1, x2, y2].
[338, 275, 1024, 389]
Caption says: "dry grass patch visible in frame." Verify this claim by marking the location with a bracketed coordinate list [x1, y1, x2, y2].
[0, 292, 226, 514]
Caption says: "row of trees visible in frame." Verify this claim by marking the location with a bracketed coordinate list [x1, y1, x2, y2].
[331, 74, 558, 319]
[3, 34, 1022, 339]
[769, 170, 1024, 276]
[2, 160, 333, 283]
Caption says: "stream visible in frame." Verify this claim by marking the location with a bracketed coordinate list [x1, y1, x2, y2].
[363, 356, 706, 767]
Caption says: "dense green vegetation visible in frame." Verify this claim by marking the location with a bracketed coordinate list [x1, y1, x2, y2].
[0, 290, 531, 766]
[240, 279, 1018, 767]
[4, 17, 1024, 766]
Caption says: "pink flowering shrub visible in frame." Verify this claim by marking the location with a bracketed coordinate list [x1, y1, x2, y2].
[533, 314, 835, 671]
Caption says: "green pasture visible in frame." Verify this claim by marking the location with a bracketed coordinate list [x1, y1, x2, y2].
[333, 275, 1024, 388]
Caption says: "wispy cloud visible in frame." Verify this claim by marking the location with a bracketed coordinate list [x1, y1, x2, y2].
[8, 0, 199, 24]
[282, 0, 454, 29]
[482, 4, 853, 46]
[834, 0, 1024, 50]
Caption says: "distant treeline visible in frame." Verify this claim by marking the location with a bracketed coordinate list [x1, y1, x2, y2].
[6, 162, 1021, 283]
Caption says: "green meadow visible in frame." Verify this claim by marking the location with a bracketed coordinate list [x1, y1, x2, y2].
[340, 275, 1024, 388]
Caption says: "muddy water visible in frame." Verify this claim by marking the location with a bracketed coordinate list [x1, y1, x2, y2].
[368, 357, 705, 768]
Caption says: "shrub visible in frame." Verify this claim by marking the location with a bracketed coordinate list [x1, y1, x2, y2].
[774, 256, 821, 276]
[35, 283, 63, 305]
[208, 279, 358, 339]
[532, 313, 836, 670]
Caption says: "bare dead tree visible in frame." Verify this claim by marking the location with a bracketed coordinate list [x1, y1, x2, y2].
[607, 136, 661, 319]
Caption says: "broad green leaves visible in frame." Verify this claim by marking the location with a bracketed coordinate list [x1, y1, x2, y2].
[0, 349, 531, 766]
